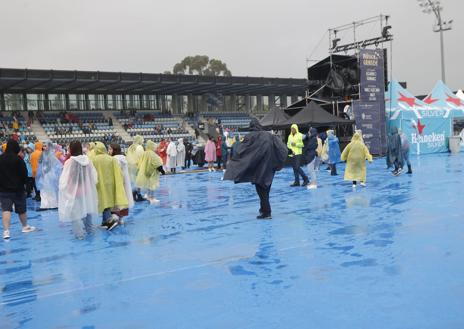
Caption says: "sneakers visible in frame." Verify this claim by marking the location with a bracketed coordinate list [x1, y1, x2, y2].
[21, 226, 36, 233]
[302, 180, 310, 187]
[392, 168, 402, 176]
[148, 197, 160, 205]
[360, 182, 366, 187]
[307, 184, 318, 190]
[290, 182, 300, 187]
[106, 218, 119, 231]
[3, 230, 10, 240]
[256, 214, 272, 220]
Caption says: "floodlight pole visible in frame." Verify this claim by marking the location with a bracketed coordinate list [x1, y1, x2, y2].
[419, 0, 452, 83]
[437, 10, 446, 83]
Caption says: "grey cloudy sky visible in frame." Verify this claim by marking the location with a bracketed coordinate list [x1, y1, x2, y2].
[1, 0, 462, 94]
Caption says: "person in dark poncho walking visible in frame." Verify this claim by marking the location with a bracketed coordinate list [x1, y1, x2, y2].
[224, 118, 287, 219]
[387, 127, 404, 176]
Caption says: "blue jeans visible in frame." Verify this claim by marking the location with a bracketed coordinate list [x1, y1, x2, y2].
[102, 208, 112, 225]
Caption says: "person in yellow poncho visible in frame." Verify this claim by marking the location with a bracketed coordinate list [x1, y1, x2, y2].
[341, 132, 373, 188]
[126, 135, 146, 202]
[135, 140, 165, 204]
[91, 142, 128, 230]
[287, 124, 309, 187]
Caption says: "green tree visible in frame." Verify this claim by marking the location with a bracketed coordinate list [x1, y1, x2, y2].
[172, 55, 232, 76]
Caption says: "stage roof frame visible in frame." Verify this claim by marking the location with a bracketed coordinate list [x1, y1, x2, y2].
[0, 68, 307, 96]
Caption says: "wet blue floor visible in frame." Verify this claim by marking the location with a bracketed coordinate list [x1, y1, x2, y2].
[1, 153, 464, 329]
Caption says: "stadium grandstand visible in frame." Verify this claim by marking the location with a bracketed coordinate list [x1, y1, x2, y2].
[0, 68, 306, 146]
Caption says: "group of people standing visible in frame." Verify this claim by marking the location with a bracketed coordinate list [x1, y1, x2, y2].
[0, 119, 416, 239]
[152, 138, 194, 173]
[204, 132, 241, 172]
[0, 135, 168, 239]
[288, 123, 413, 190]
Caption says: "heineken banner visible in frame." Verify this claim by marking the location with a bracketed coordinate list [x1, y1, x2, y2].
[389, 111, 451, 155]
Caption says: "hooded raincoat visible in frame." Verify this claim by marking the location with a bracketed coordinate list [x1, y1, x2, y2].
[387, 127, 403, 166]
[167, 140, 177, 169]
[224, 119, 288, 188]
[205, 139, 216, 162]
[113, 154, 135, 209]
[58, 154, 99, 222]
[136, 140, 163, 191]
[287, 124, 304, 156]
[303, 128, 318, 164]
[30, 141, 43, 178]
[341, 132, 373, 182]
[156, 140, 168, 165]
[36, 142, 63, 208]
[24, 143, 35, 178]
[322, 130, 341, 164]
[91, 142, 128, 213]
[126, 135, 145, 184]
[176, 139, 186, 168]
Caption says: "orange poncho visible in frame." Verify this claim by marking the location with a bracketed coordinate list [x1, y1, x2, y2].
[30, 141, 43, 178]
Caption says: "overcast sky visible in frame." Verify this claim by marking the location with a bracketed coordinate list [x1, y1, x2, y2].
[1, 0, 462, 94]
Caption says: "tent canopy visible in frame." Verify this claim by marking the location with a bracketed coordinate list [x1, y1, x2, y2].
[278, 101, 353, 129]
[259, 107, 290, 129]
[385, 80, 429, 111]
[423, 80, 464, 109]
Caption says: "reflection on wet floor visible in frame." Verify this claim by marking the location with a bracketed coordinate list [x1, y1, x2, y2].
[1, 153, 464, 328]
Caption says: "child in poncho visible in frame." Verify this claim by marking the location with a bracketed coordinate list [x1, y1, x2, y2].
[341, 132, 373, 188]
[58, 141, 98, 238]
[136, 140, 165, 204]
[91, 142, 128, 230]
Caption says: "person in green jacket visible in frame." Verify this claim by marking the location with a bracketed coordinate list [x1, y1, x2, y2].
[287, 124, 309, 187]
[91, 142, 128, 230]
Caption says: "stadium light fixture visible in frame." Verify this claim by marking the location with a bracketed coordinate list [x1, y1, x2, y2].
[417, 0, 453, 83]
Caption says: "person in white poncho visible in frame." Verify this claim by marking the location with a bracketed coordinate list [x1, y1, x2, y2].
[58, 141, 98, 238]
[166, 139, 178, 174]
[176, 138, 186, 170]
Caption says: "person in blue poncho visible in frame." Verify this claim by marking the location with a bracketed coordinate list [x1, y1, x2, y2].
[36, 142, 63, 210]
[321, 130, 341, 176]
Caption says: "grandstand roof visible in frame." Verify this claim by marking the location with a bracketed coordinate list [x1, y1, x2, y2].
[0, 68, 307, 96]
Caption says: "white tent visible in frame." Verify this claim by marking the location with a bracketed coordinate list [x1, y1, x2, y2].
[456, 89, 464, 101]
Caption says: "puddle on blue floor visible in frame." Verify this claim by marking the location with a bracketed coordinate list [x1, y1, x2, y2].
[1, 153, 464, 329]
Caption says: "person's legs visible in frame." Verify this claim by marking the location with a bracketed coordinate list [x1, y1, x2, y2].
[2, 211, 12, 232]
[295, 155, 309, 184]
[26, 177, 33, 197]
[255, 184, 264, 214]
[307, 159, 317, 187]
[404, 150, 412, 174]
[217, 155, 222, 169]
[330, 163, 338, 176]
[255, 184, 271, 218]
